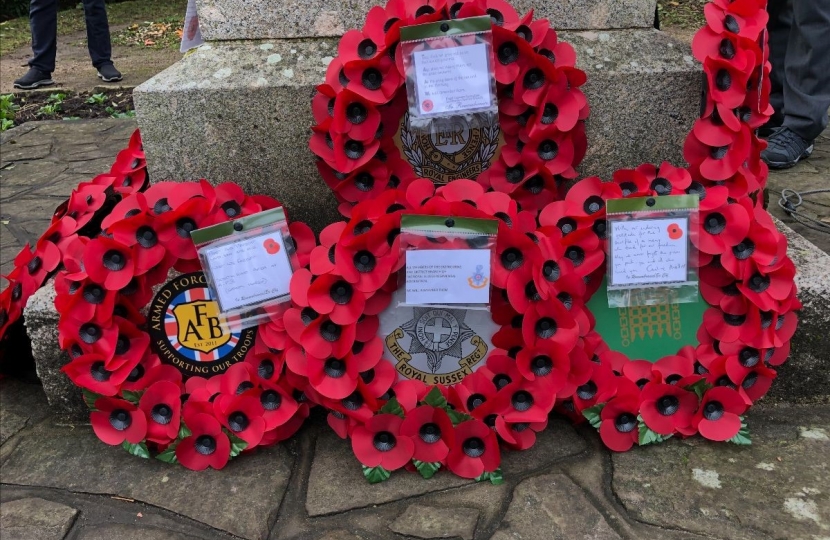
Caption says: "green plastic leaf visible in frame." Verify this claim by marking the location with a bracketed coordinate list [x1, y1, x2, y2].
[413, 460, 441, 479]
[582, 403, 606, 430]
[380, 397, 406, 418]
[121, 390, 144, 405]
[447, 408, 473, 426]
[363, 465, 391, 484]
[82, 389, 103, 410]
[637, 416, 673, 446]
[475, 468, 504, 485]
[684, 379, 714, 401]
[121, 441, 150, 459]
[155, 445, 178, 464]
[227, 431, 248, 458]
[423, 387, 448, 409]
[178, 423, 192, 439]
[727, 420, 751, 446]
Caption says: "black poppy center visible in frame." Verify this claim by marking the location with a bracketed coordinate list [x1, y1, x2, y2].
[103, 249, 127, 271]
[716, 69, 732, 92]
[109, 409, 132, 431]
[261, 390, 282, 410]
[584, 195, 604, 215]
[498, 42, 519, 65]
[27, 255, 42, 274]
[651, 177, 672, 195]
[357, 39, 376, 59]
[657, 395, 680, 416]
[501, 248, 524, 271]
[531, 355, 553, 376]
[154, 197, 172, 214]
[330, 281, 354, 305]
[83, 284, 106, 304]
[733, 239, 756, 260]
[354, 219, 373, 235]
[565, 246, 585, 266]
[704, 213, 727, 234]
[462, 437, 486, 457]
[301, 307, 319, 325]
[494, 374, 512, 390]
[523, 68, 545, 90]
[537, 140, 558, 161]
[577, 381, 598, 400]
[90, 361, 112, 382]
[743, 371, 759, 389]
[487, 7, 505, 25]
[324, 358, 346, 378]
[127, 363, 145, 382]
[347, 102, 368, 125]
[221, 200, 242, 218]
[320, 321, 342, 342]
[258, 359, 275, 379]
[373, 431, 397, 451]
[362, 68, 382, 90]
[535, 317, 557, 339]
[558, 217, 577, 235]
[616, 413, 637, 433]
[467, 393, 486, 411]
[344, 140, 365, 160]
[236, 381, 254, 395]
[739, 348, 760, 368]
[724, 312, 747, 326]
[719, 38, 736, 59]
[195, 435, 217, 455]
[512, 391, 533, 411]
[525, 281, 541, 302]
[229, 411, 250, 432]
[505, 164, 525, 184]
[749, 273, 770, 293]
[151, 404, 173, 425]
[80, 323, 101, 344]
[703, 401, 725, 421]
[724, 14, 740, 33]
[419, 422, 442, 443]
[115, 335, 130, 355]
[523, 175, 545, 195]
[136, 226, 158, 248]
[542, 260, 561, 282]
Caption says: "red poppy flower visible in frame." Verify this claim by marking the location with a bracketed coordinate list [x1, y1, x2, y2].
[343, 54, 401, 105]
[493, 376, 558, 423]
[108, 210, 169, 276]
[737, 259, 796, 312]
[640, 382, 699, 435]
[331, 89, 382, 143]
[109, 317, 150, 370]
[598, 394, 641, 452]
[695, 201, 751, 255]
[122, 358, 182, 393]
[573, 361, 618, 412]
[90, 397, 147, 445]
[703, 0, 769, 41]
[693, 387, 747, 441]
[522, 298, 579, 353]
[515, 341, 571, 389]
[176, 412, 231, 471]
[58, 314, 118, 359]
[253, 379, 300, 430]
[495, 416, 547, 450]
[83, 236, 135, 291]
[65, 184, 108, 228]
[39, 216, 80, 255]
[537, 26, 578, 68]
[491, 25, 536, 84]
[213, 393, 267, 448]
[653, 354, 696, 385]
[338, 29, 384, 65]
[302, 343, 378, 400]
[720, 217, 783, 278]
[307, 272, 367, 325]
[54, 277, 114, 325]
[450, 370, 498, 417]
[447, 419, 500, 479]
[157, 196, 213, 261]
[358, 357, 397, 399]
[457, 0, 519, 26]
[138, 380, 181, 445]
[300, 313, 357, 360]
[493, 226, 538, 289]
[399, 405, 455, 463]
[684, 125, 752, 181]
[62, 349, 140, 395]
[521, 131, 577, 177]
[351, 413, 414, 470]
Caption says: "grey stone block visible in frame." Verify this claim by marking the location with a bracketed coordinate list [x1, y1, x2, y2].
[134, 29, 697, 232]
[195, 0, 658, 41]
[23, 281, 88, 421]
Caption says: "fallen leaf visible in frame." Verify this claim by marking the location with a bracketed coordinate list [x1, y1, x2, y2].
[144, 39, 155, 46]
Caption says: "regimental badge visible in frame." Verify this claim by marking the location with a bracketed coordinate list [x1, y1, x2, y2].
[618, 302, 683, 347]
[397, 112, 502, 184]
[468, 265, 489, 289]
[382, 301, 495, 386]
[148, 272, 256, 377]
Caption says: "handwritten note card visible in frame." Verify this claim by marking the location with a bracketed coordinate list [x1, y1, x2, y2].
[406, 249, 491, 305]
[203, 231, 293, 311]
[610, 218, 689, 287]
[413, 43, 492, 115]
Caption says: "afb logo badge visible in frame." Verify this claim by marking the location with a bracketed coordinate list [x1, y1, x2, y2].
[148, 272, 256, 376]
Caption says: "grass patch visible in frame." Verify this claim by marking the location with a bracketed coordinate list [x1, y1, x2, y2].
[657, 0, 708, 30]
[0, 89, 135, 130]
[0, 0, 187, 55]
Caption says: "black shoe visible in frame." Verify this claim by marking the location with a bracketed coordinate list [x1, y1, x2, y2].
[761, 127, 814, 169]
[97, 64, 123, 82]
[758, 120, 782, 138]
[13, 68, 54, 90]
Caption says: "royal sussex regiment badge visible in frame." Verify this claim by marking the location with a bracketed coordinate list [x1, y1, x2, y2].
[148, 272, 256, 377]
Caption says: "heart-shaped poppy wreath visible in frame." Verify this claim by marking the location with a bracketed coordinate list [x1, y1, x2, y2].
[1, 132, 318, 470]
[298, 0, 801, 482]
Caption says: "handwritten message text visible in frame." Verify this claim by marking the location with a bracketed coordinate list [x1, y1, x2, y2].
[610, 218, 689, 286]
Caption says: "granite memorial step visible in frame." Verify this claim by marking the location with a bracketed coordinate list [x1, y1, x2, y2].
[133, 29, 700, 233]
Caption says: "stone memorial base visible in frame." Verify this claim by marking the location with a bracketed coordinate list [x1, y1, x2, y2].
[134, 29, 699, 232]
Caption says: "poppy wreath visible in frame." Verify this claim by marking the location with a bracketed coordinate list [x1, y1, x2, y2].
[310, 0, 589, 217]
[30, 138, 318, 470]
[296, 0, 800, 483]
[1, 130, 150, 351]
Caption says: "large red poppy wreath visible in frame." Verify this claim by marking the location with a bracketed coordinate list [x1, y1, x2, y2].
[298, 0, 800, 482]
[0, 133, 316, 470]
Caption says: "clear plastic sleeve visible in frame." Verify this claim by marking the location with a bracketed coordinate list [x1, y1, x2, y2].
[605, 195, 700, 309]
[397, 215, 498, 311]
[192, 207, 298, 330]
[400, 16, 499, 129]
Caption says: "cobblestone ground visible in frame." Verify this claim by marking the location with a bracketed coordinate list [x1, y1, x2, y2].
[1, 119, 829, 540]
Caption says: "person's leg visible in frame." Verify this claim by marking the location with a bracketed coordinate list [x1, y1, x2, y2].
[766, 0, 792, 128]
[781, 0, 830, 141]
[82, 0, 113, 68]
[28, 0, 59, 73]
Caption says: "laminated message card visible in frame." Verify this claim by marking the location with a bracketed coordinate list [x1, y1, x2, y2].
[606, 195, 700, 309]
[401, 16, 498, 127]
[192, 207, 297, 329]
[399, 215, 498, 309]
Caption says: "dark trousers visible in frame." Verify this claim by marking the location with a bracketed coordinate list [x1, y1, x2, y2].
[767, 0, 830, 141]
[28, 0, 113, 73]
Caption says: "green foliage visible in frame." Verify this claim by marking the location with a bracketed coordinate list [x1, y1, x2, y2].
[37, 103, 61, 116]
[178, 423, 192, 439]
[379, 397, 406, 418]
[1, 94, 18, 131]
[446, 408, 472, 426]
[121, 389, 144, 405]
[423, 386, 448, 409]
[685, 379, 714, 401]
[63, 116, 80, 121]
[46, 92, 66, 104]
[155, 446, 178, 464]
[82, 389, 103, 410]
[638, 416, 673, 446]
[363, 465, 391, 484]
[227, 431, 248, 458]
[727, 419, 751, 446]
[121, 440, 150, 459]
[106, 105, 136, 119]
[475, 468, 504, 485]
[582, 403, 606, 430]
[413, 460, 441, 479]
[86, 93, 106, 105]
